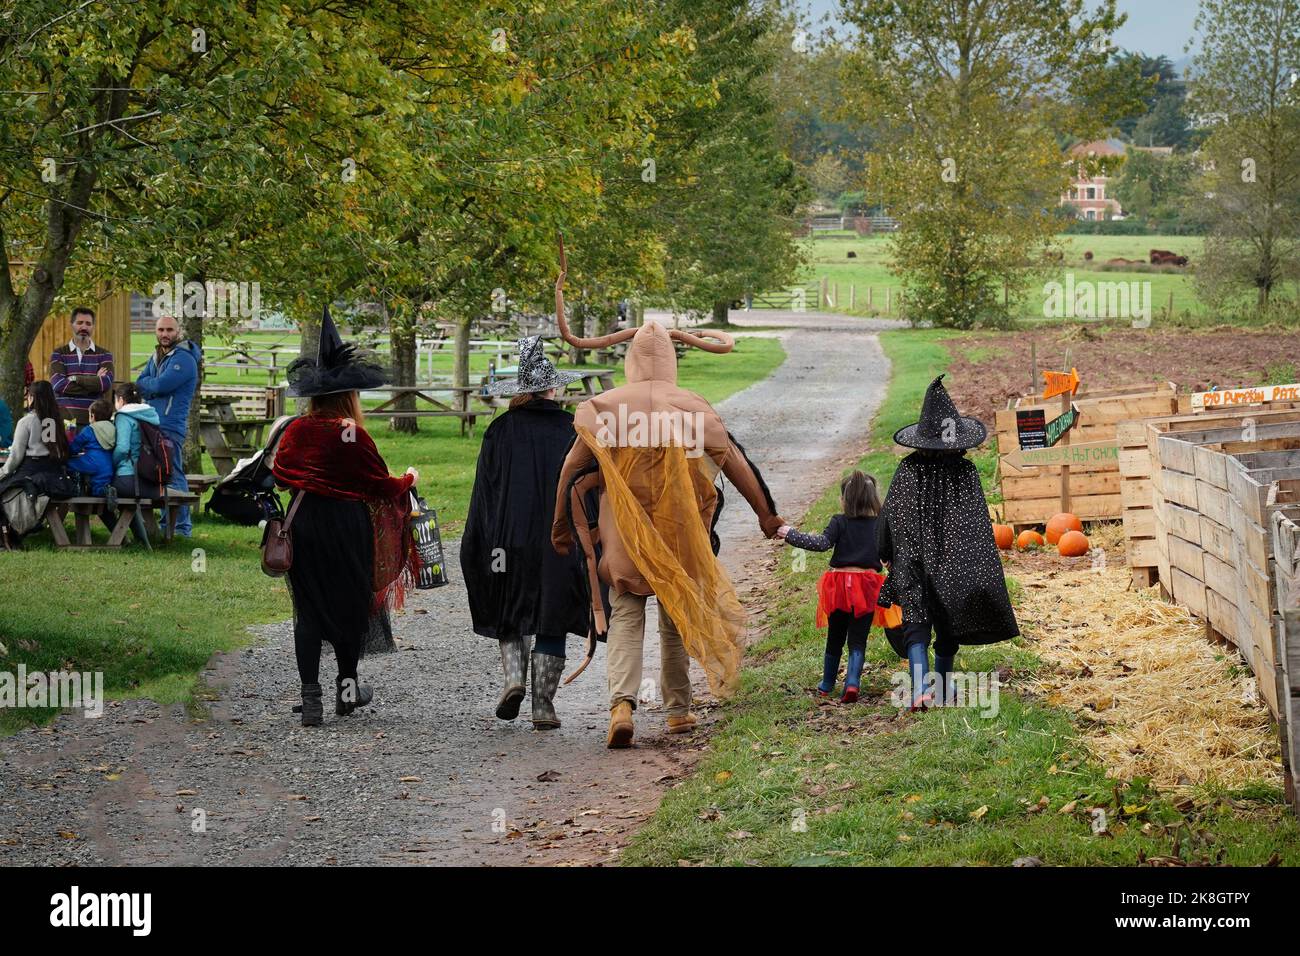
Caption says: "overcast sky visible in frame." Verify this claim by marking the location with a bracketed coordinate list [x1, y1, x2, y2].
[802, 0, 1201, 63]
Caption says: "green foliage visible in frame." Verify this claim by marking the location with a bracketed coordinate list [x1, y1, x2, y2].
[1111, 151, 1204, 229]
[1188, 0, 1300, 315]
[653, 0, 809, 317]
[1112, 52, 1196, 150]
[838, 1, 1145, 329]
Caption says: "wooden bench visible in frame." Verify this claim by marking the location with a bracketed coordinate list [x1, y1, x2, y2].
[45, 492, 201, 549]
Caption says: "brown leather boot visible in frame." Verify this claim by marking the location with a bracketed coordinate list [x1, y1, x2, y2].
[666, 712, 698, 734]
[606, 701, 634, 748]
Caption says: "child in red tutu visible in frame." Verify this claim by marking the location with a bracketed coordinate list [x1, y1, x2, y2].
[778, 471, 896, 703]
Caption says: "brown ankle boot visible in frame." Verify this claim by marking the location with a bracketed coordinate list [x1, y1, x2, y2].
[666, 712, 698, 734]
[606, 701, 634, 749]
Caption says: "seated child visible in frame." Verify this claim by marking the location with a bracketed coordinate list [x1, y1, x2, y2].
[67, 398, 116, 496]
[778, 470, 891, 703]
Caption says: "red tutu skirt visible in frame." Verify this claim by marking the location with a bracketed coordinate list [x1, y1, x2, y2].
[816, 568, 889, 628]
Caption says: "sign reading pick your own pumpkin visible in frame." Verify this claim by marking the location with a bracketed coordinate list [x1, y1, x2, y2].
[1044, 404, 1080, 447]
[1190, 381, 1300, 410]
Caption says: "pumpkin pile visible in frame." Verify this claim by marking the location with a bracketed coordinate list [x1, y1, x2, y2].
[993, 512, 1090, 557]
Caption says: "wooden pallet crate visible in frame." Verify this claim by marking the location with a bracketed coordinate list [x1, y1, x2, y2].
[996, 382, 1177, 530]
[1118, 403, 1300, 587]
[1270, 511, 1300, 809]
[1140, 422, 1300, 728]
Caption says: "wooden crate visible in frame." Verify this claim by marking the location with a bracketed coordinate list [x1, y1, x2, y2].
[1135, 418, 1300, 723]
[1269, 511, 1300, 810]
[1119, 404, 1300, 586]
[996, 382, 1177, 529]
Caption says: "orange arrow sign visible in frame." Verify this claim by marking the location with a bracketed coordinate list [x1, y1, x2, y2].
[1042, 367, 1080, 400]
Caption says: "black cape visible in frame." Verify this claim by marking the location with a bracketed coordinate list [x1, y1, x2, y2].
[460, 399, 589, 641]
[877, 452, 1019, 649]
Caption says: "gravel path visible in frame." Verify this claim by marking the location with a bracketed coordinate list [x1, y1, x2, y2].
[0, 311, 899, 866]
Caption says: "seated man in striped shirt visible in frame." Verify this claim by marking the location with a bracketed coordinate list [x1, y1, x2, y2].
[49, 306, 114, 426]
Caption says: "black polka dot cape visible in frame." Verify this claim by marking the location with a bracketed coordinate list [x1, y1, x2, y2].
[876, 452, 1019, 647]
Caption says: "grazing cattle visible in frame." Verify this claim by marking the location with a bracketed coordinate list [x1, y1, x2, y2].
[1083, 251, 1094, 261]
[1150, 248, 1179, 265]
[1106, 257, 1139, 266]
[847, 250, 857, 258]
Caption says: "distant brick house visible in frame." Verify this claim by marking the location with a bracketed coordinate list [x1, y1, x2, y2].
[1061, 139, 1174, 221]
[1063, 138, 1125, 221]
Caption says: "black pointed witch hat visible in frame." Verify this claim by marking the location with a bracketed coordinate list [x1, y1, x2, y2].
[286, 306, 389, 397]
[893, 374, 987, 450]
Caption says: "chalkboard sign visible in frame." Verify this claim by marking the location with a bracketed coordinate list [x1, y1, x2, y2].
[1016, 409, 1047, 450]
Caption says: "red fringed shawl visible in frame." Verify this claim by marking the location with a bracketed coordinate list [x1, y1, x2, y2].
[272, 415, 417, 611]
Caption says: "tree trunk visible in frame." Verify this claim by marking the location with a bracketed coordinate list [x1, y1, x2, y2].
[712, 299, 730, 326]
[571, 303, 588, 365]
[595, 305, 616, 366]
[182, 272, 206, 473]
[296, 310, 321, 415]
[389, 308, 419, 434]
[0, 295, 27, 414]
[453, 315, 471, 389]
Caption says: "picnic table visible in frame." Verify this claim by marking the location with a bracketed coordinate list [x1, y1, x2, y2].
[45, 491, 201, 549]
[199, 395, 275, 476]
[203, 342, 299, 385]
[362, 385, 495, 437]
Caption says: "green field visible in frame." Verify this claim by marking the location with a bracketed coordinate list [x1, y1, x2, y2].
[793, 233, 1229, 325]
[0, 334, 786, 734]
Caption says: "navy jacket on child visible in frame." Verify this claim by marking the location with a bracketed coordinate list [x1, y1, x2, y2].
[785, 514, 882, 570]
[67, 421, 116, 496]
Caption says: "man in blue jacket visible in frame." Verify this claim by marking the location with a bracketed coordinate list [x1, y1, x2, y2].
[137, 314, 202, 537]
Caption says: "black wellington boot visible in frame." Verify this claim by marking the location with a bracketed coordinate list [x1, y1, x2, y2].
[300, 683, 324, 727]
[336, 676, 374, 716]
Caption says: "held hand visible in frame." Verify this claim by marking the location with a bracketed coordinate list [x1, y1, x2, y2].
[775, 525, 792, 539]
[405, 467, 419, 483]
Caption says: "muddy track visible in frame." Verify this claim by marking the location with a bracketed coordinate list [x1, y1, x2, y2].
[0, 311, 899, 866]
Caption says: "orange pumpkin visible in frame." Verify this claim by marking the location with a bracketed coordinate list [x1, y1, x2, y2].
[1058, 530, 1090, 557]
[1016, 530, 1045, 550]
[1045, 512, 1083, 545]
[993, 524, 1014, 550]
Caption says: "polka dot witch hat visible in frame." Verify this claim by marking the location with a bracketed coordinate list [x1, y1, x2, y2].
[893, 374, 987, 451]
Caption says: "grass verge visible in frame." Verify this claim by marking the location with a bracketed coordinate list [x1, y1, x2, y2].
[622, 328, 1300, 866]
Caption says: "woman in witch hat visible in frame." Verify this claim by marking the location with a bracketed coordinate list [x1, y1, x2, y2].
[461, 337, 591, 729]
[272, 307, 421, 726]
[877, 374, 1018, 710]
